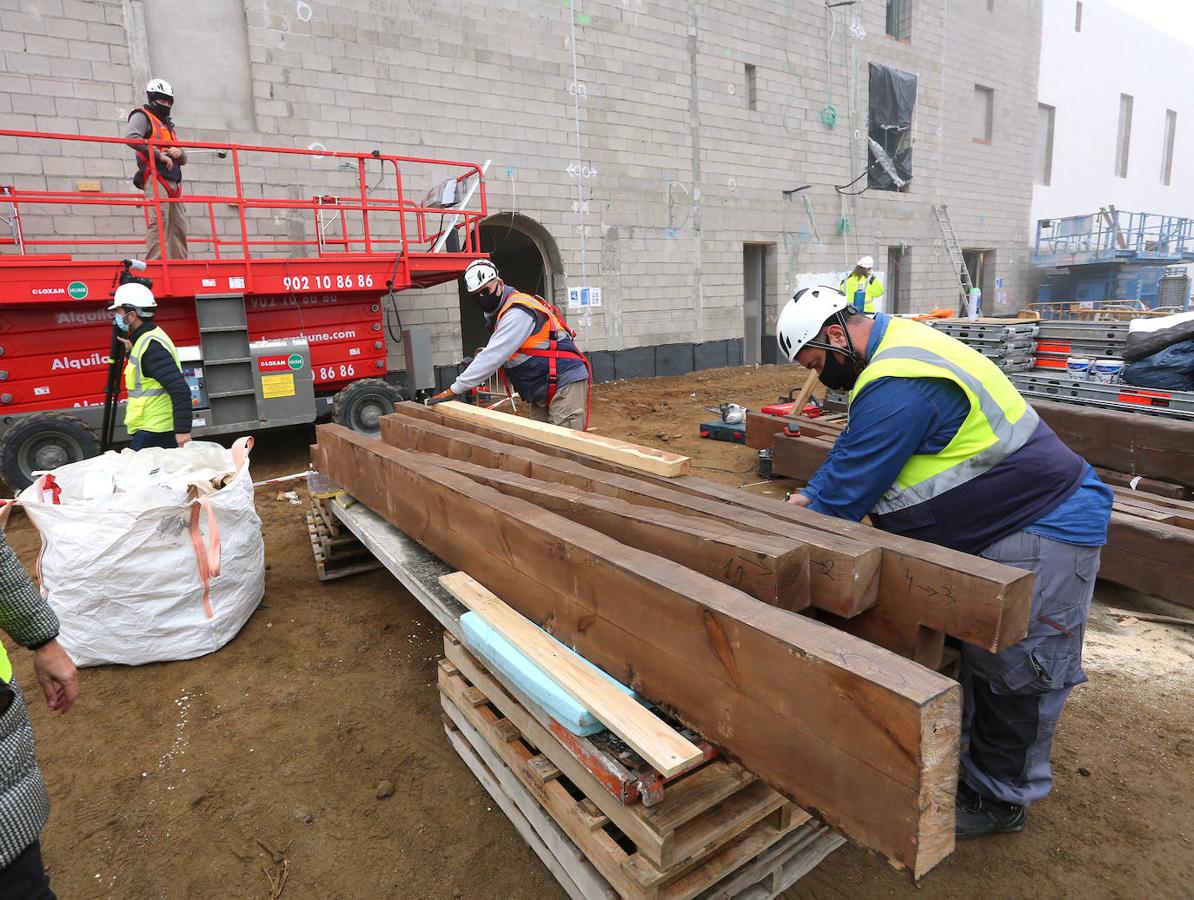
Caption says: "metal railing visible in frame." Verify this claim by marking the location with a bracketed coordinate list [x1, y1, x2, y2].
[1025, 299, 1185, 321]
[1034, 209, 1194, 265]
[0, 128, 487, 271]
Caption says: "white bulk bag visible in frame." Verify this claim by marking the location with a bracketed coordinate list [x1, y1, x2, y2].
[18, 438, 264, 667]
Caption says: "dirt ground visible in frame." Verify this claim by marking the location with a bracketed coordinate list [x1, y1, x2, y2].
[4, 365, 1193, 899]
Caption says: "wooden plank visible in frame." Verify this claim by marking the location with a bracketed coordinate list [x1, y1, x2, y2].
[1099, 512, 1194, 611]
[770, 433, 832, 482]
[1112, 499, 1194, 531]
[422, 453, 811, 611]
[1032, 399, 1194, 490]
[381, 411, 880, 619]
[1106, 608, 1194, 627]
[315, 425, 960, 878]
[744, 411, 798, 451]
[441, 571, 705, 779]
[435, 399, 692, 477]
[1108, 485, 1194, 513]
[1094, 467, 1190, 501]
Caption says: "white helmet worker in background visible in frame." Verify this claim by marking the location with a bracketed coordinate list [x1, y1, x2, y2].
[107, 281, 157, 317]
[775, 281, 1113, 844]
[840, 254, 885, 315]
[124, 77, 188, 260]
[107, 282, 194, 450]
[427, 259, 592, 430]
[463, 258, 499, 295]
[775, 286, 864, 391]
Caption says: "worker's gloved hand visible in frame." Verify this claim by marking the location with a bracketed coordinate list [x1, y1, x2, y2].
[165, 148, 183, 160]
[176, 433, 193, 447]
[426, 389, 456, 406]
[787, 492, 811, 508]
[158, 154, 174, 172]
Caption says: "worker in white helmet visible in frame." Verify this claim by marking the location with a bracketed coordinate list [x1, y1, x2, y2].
[839, 255, 884, 314]
[429, 260, 591, 429]
[775, 286, 1112, 840]
[108, 282, 193, 449]
[123, 78, 188, 260]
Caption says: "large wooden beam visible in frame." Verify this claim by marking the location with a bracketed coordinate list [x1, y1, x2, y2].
[381, 412, 879, 619]
[1031, 399, 1194, 490]
[1100, 511, 1194, 610]
[313, 424, 960, 878]
[771, 433, 833, 482]
[390, 404, 1032, 654]
[420, 452, 811, 611]
[434, 399, 692, 476]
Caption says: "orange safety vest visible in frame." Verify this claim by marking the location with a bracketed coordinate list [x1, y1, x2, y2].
[130, 107, 183, 198]
[495, 292, 589, 410]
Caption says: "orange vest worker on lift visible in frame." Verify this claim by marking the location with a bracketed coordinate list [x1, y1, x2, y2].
[430, 260, 592, 430]
[123, 78, 188, 260]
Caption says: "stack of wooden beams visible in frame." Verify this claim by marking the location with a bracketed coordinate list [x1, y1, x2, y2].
[311, 401, 1040, 880]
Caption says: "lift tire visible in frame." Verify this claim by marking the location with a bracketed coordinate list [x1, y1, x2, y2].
[331, 379, 403, 437]
[0, 413, 101, 491]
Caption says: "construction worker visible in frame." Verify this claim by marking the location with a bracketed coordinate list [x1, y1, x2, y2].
[108, 282, 193, 450]
[775, 286, 1112, 840]
[0, 527, 79, 899]
[839, 256, 884, 314]
[123, 78, 188, 260]
[429, 260, 591, 430]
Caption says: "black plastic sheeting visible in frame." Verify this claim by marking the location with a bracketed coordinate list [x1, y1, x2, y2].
[868, 63, 917, 191]
[1125, 318, 1194, 362]
[1122, 340, 1194, 391]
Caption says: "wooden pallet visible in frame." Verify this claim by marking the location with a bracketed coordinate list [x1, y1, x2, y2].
[440, 643, 841, 899]
[306, 498, 383, 581]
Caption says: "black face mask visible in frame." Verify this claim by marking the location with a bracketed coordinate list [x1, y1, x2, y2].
[818, 347, 863, 392]
[475, 287, 501, 315]
[147, 100, 174, 122]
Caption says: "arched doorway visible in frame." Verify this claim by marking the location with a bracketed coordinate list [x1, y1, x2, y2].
[457, 213, 563, 357]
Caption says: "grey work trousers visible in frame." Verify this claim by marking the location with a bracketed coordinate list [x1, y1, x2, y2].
[960, 529, 1100, 806]
[144, 187, 188, 260]
[527, 378, 589, 431]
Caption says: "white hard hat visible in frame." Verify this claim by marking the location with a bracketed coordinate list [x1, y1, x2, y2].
[146, 78, 173, 98]
[108, 281, 157, 312]
[857, 256, 874, 269]
[776, 286, 851, 361]
[463, 259, 498, 293]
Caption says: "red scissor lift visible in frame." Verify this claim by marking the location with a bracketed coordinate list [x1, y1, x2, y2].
[0, 128, 488, 487]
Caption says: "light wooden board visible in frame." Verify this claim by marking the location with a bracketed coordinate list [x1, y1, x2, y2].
[435, 399, 692, 477]
[440, 571, 705, 778]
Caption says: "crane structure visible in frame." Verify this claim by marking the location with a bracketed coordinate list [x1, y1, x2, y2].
[0, 128, 488, 487]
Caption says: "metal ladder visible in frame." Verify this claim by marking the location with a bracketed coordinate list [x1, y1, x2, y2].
[933, 205, 973, 313]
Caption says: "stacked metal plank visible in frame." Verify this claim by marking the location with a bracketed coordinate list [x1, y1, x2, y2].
[928, 320, 1038, 372]
[1031, 320, 1129, 374]
[1009, 372, 1194, 421]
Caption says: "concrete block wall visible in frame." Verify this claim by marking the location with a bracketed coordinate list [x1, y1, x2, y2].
[0, 0, 1042, 374]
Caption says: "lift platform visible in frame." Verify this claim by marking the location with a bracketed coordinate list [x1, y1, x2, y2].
[0, 128, 488, 486]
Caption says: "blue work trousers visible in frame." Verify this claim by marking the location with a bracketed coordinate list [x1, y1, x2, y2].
[960, 529, 1100, 806]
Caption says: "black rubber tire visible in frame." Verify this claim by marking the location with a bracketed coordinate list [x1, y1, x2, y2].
[331, 378, 403, 437]
[0, 413, 101, 491]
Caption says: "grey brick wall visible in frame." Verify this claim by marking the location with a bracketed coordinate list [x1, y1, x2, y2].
[0, 0, 1042, 372]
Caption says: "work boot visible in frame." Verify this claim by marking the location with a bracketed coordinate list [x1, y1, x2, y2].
[955, 781, 1027, 839]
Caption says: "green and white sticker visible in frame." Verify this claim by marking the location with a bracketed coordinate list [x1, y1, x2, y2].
[287, 353, 304, 370]
[67, 281, 89, 300]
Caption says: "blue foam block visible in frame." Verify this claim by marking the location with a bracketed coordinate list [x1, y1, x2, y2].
[459, 611, 637, 737]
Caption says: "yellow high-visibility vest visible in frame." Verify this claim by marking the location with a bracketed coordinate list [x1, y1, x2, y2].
[850, 316, 1039, 514]
[840, 273, 884, 313]
[124, 325, 181, 434]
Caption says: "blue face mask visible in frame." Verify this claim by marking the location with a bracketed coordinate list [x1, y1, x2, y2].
[113, 312, 130, 332]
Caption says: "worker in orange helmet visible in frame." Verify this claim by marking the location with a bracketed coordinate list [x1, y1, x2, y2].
[430, 260, 591, 430]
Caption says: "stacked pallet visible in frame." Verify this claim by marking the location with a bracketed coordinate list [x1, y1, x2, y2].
[1032, 320, 1127, 374]
[440, 634, 845, 899]
[305, 493, 383, 581]
[312, 401, 1041, 881]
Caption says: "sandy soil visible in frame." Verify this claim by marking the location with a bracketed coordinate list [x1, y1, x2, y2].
[3, 365, 1192, 899]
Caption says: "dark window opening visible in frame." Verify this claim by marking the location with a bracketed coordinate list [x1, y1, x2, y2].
[745, 64, 758, 111]
[886, 0, 912, 40]
[867, 63, 918, 192]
